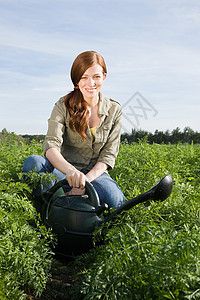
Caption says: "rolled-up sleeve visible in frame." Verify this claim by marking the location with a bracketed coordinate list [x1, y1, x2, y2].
[43, 99, 66, 155]
[97, 105, 122, 170]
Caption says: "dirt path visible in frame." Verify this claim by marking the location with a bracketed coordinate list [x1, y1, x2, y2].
[26, 259, 79, 300]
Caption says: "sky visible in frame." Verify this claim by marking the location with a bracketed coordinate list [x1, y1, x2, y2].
[0, 0, 200, 135]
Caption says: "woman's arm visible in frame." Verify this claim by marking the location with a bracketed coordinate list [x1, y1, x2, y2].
[97, 103, 122, 170]
[46, 148, 86, 189]
[86, 161, 108, 182]
[46, 148, 107, 183]
[46, 148, 108, 192]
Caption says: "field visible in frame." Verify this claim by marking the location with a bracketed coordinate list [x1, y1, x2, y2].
[0, 134, 200, 299]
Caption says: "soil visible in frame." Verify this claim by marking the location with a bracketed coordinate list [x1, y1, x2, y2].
[25, 258, 78, 300]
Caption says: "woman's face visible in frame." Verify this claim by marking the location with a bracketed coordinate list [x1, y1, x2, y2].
[78, 63, 106, 103]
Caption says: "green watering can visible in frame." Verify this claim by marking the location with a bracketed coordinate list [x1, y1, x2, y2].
[42, 175, 173, 258]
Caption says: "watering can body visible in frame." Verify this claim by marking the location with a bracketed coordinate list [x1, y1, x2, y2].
[42, 182, 107, 257]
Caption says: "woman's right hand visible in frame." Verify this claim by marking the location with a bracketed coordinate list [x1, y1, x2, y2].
[66, 169, 87, 189]
[66, 169, 87, 196]
[45, 148, 88, 194]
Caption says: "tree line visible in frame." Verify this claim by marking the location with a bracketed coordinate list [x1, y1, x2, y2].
[121, 127, 200, 144]
[0, 128, 45, 144]
[1, 127, 200, 144]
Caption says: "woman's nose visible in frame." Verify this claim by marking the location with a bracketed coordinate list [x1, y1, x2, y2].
[87, 77, 95, 86]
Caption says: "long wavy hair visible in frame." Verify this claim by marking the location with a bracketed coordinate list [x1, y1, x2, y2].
[65, 51, 107, 139]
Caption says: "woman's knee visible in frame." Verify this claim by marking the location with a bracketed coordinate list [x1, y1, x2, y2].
[104, 184, 125, 208]
[22, 155, 53, 174]
[22, 155, 54, 195]
[92, 175, 125, 208]
[22, 155, 40, 173]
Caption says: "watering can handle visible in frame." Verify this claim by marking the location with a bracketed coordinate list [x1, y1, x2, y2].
[45, 178, 100, 208]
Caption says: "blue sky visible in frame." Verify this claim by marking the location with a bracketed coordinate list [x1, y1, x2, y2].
[0, 0, 199, 134]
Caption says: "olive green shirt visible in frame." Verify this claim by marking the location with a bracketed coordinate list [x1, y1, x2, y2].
[43, 92, 122, 171]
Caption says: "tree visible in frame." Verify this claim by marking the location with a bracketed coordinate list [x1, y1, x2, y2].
[1, 128, 8, 135]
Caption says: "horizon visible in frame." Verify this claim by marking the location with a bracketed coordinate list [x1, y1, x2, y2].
[2, 125, 200, 137]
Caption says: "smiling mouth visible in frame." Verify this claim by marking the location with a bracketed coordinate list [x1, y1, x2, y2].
[85, 88, 96, 92]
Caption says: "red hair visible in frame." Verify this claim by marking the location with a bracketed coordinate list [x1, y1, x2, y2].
[65, 51, 107, 139]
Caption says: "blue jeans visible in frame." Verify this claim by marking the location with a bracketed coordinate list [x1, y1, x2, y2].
[22, 155, 125, 208]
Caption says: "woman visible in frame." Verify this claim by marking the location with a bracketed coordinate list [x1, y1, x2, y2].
[23, 51, 125, 208]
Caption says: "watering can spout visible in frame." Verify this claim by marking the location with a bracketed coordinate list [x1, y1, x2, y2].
[148, 174, 173, 202]
[104, 175, 173, 223]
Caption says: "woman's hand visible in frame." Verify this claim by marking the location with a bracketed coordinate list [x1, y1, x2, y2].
[45, 148, 88, 195]
[65, 187, 86, 196]
[66, 169, 87, 189]
[65, 170, 87, 196]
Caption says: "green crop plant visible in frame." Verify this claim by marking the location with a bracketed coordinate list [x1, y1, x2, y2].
[1, 134, 200, 299]
[71, 141, 200, 300]
[0, 135, 55, 298]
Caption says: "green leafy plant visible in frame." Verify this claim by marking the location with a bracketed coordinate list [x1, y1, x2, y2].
[0, 134, 55, 298]
[71, 141, 200, 299]
[1, 134, 200, 299]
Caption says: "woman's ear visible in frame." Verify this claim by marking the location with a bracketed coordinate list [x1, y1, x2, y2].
[103, 73, 107, 80]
